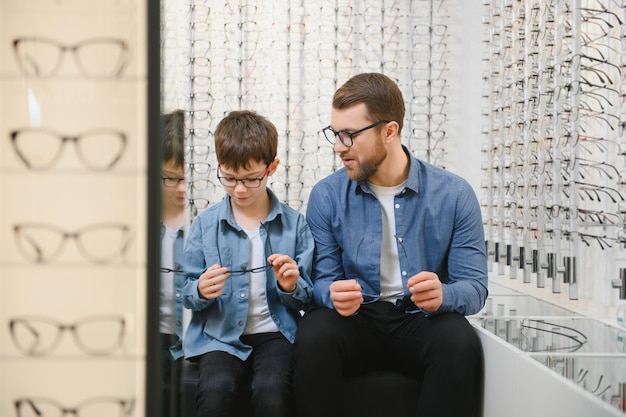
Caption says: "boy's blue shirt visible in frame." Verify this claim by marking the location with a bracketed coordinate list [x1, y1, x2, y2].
[181, 189, 314, 361]
[160, 224, 186, 360]
[305, 146, 488, 316]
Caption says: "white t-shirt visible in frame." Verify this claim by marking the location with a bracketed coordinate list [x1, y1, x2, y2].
[243, 227, 279, 335]
[368, 181, 407, 301]
[160, 226, 177, 334]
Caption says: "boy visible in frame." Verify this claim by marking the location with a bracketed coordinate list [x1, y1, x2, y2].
[181, 110, 314, 417]
[159, 109, 186, 417]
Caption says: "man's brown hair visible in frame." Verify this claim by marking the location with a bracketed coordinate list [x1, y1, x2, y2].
[333, 73, 405, 134]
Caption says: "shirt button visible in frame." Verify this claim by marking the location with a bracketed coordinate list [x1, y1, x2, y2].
[176, 320, 182, 326]
[238, 320, 244, 326]
[397, 237, 403, 243]
[395, 203, 400, 209]
[240, 292, 246, 298]
[175, 293, 181, 298]
[402, 271, 407, 276]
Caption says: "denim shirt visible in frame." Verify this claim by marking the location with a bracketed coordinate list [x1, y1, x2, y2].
[305, 147, 488, 316]
[181, 189, 314, 361]
[160, 224, 185, 360]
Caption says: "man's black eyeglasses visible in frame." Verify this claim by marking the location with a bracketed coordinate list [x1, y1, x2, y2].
[217, 164, 271, 188]
[322, 120, 389, 147]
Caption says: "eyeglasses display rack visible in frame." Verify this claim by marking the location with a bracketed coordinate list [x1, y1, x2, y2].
[0, 0, 149, 416]
[161, 0, 452, 219]
[480, 0, 626, 413]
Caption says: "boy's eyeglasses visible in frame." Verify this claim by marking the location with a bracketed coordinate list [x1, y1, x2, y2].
[160, 264, 273, 276]
[161, 177, 185, 187]
[322, 120, 389, 148]
[217, 226, 275, 275]
[164, 225, 275, 276]
[227, 264, 273, 276]
[217, 164, 271, 188]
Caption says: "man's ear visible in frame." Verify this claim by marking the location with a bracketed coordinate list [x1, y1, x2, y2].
[384, 121, 400, 144]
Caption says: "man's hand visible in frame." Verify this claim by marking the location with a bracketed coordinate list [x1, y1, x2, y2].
[407, 271, 443, 312]
[330, 279, 364, 316]
[197, 264, 228, 299]
[268, 254, 299, 292]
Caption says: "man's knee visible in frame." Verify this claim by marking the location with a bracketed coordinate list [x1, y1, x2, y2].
[295, 308, 341, 346]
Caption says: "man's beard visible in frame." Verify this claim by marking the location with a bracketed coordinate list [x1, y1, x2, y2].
[344, 146, 387, 182]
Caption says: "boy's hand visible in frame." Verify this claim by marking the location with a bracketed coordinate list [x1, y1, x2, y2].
[268, 254, 299, 292]
[197, 264, 229, 299]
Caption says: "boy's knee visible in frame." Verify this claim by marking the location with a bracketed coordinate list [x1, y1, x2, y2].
[251, 380, 292, 415]
[197, 372, 237, 397]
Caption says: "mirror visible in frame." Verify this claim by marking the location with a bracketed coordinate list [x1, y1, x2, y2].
[158, 2, 485, 416]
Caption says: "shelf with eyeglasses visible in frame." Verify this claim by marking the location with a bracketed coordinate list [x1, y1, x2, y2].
[1, 360, 139, 417]
[1, 123, 145, 174]
[469, 282, 626, 413]
[471, 314, 626, 354]
[10, 396, 137, 417]
[0, 313, 144, 361]
[527, 353, 626, 411]
[473, 281, 581, 315]
[0, 109, 145, 174]
[2, 35, 142, 81]
[1, 222, 141, 267]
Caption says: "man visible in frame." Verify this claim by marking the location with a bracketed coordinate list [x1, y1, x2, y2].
[293, 73, 488, 417]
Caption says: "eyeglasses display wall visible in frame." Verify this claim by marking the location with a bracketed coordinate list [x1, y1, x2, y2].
[481, 0, 626, 303]
[0, 1, 148, 416]
[161, 0, 451, 218]
[480, 0, 626, 413]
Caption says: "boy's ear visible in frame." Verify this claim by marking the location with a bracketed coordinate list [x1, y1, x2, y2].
[268, 158, 280, 175]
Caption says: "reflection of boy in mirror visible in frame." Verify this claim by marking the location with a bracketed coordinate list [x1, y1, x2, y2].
[181, 110, 314, 417]
[160, 109, 186, 417]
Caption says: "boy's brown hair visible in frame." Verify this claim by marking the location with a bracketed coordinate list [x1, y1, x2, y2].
[214, 110, 277, 171]
[163, 109, 185, 167]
